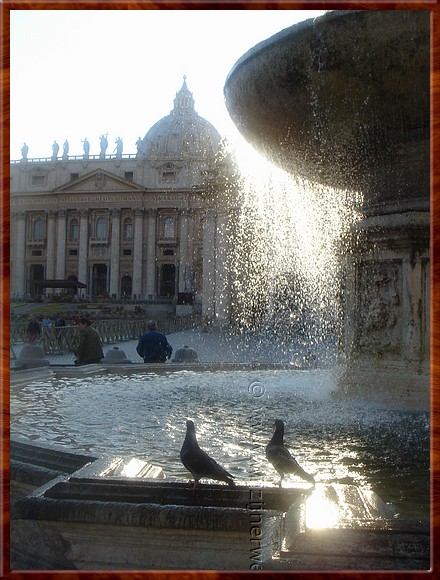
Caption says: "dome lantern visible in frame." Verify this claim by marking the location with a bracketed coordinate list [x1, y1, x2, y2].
[173, 76, 195, 113]
[141, 78, 222, 161]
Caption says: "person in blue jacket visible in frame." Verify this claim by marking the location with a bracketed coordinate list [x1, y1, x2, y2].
[136, 320, 173, 363]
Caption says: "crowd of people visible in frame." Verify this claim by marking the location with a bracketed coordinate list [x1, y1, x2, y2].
[25, 313, 66, 342]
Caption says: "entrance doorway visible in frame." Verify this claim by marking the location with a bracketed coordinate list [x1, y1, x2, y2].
[29, 264, 44, 298]
[159, 264, 176, 297]
[92, 264, 108, 297]
[121, 275, 132, 298]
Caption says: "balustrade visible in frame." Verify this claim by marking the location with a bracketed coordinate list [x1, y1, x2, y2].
[10, 315, 201, 355]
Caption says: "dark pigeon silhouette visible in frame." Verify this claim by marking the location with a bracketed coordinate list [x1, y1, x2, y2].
[180, 420, 235, 489]
[266, 419, 316, 487]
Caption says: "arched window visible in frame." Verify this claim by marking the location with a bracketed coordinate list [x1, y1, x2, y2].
[70, 219, 79, 241]
[96, 217, 107, 239]
[121, 275, 132, 298]
[164, 217, 175, 239]
[33, 219, 44, 240]
[123, 218, 133, 240]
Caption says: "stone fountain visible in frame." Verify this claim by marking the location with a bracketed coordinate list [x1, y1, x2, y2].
[224, 10, 430, 409]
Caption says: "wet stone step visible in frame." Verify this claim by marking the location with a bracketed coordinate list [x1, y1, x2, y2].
[43, 478, 307, 511]
[11, 438, 96, 473]
[288, 527, 430, 558]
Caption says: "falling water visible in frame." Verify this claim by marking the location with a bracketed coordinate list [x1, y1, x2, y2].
[220, 138, 361, 357]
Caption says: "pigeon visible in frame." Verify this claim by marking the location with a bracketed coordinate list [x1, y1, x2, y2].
[266, 419, 316, 487]
[180, 420, 235, 489]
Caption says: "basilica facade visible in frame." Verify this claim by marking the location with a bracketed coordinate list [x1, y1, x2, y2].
[10, 79, 236, 323]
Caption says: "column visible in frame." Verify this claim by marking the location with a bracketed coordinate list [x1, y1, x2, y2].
[214, 211, 230, 324]
[46, 211, 56, 295]
[78, 210, 89, 298]
[132, 209, 144, 298]
[109, 209, 121, 298]
[12, 212, 26, 298]
[202, 210, 216, 320]
[178, 210, 189, 293]
[55, 210, 67, 280]
[145, 209, 156, 299]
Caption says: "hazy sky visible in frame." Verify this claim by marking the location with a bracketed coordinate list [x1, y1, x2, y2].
[10, 9, 324, 160]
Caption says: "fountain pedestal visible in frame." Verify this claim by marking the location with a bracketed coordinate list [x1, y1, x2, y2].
[338, 210, 430, 408]
[224, 10, 430, 408]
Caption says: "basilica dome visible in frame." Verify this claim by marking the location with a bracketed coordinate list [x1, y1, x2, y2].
[141, 77, 222, 160]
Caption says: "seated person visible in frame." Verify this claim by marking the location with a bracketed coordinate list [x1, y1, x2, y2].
[136, 320, 173, 363]
[74, 317, 104, 365]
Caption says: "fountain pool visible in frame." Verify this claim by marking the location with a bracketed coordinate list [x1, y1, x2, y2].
[10, 368, 429, 525]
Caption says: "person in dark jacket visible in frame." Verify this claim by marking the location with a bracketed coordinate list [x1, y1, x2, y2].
[74, 317, 104, 365]
[26, 315, 41, 343]
[136, 320, 173, 363]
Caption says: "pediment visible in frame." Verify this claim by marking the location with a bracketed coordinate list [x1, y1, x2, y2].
[54, 169, 145, 194]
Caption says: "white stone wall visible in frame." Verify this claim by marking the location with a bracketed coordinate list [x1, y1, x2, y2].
[10, 156, 233, 316]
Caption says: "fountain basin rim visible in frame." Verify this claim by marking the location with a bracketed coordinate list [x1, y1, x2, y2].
[224, 9, 430, 199]
[225, 12, 322, 86]
[10, 361, 321, 385]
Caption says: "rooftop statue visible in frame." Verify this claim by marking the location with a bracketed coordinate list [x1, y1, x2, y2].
[62, 140, 69, 159]
[82, 138, 90, 158]
[21, 142, 28, 160]
[99, 134, 108, 157]
[51, 140, 59, 161]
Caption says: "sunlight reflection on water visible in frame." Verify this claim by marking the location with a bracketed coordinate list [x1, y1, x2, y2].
[10, 369, 429, 522]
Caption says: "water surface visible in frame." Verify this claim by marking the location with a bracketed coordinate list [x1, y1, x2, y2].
[10, 369, 429, 522]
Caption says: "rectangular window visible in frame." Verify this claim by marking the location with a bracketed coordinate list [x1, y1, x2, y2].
[123, 222, 133, 240]
[162, 171, 176, 182]
[123, 249, 132, 256]
[124, 172, 134, 182]
[31, 250, 42, 256]
[163, 217, 175, 238]
[70, 223, 79, 241]
[31, 175, 45, 186]
[69, 249, 78, 256]
[163, 249, 174, 256]
[70, 173, 80, 181]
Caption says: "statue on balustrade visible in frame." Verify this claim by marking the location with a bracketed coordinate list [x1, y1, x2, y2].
[100, 133, 108, 157]
[21, 142, 29, 160]
[114, 137, 123, 158]
[51, 140, 59, 161]
[62, 139, 69, 159]
[82, 137, 90, 158]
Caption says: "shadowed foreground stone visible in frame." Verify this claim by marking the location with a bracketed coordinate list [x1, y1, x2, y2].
[12, 478, 303, 570]
[15, 344, 50, 369]
[10, 439, 429, 570]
